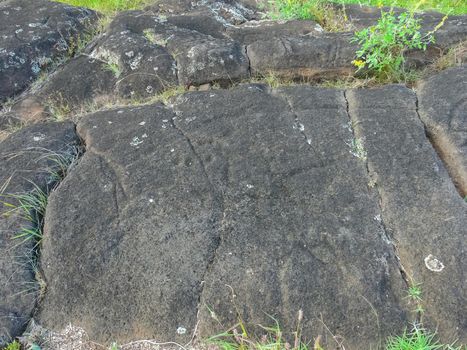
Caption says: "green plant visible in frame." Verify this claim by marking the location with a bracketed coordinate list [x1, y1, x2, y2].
[267, 0, 350, 31]
[0, 148, 81, 245]
[407, 284, 423, 302]
[109, 342, 120, 350]
[1, 182, 48, 245]
[347, 137, 367, 160]
[385, 325, 463, 350]
[206, 313, 310, 350]
[45, 96, 71, 121]
[56, 0, 150, 13]
[404, 281, 425, 315]
[104, 61, 122, 78]
[5, 340, 21, 350]
[351, 9, 435, 81]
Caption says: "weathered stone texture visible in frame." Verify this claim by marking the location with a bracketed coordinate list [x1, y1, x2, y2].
[0, 0, 97, 103]
[37, 87, 410, 349]
[418, 66, 467, 197]
[347, 85, 467, 343]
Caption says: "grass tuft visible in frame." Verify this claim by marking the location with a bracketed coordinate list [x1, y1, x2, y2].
[55, 0, 151, 13]
[1, 182, 48, 245]
[385, 326, 463, 350]
[4, 340, 21, 350]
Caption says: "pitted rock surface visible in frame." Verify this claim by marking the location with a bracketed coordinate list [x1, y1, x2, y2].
[38, 86, 408, 347]
[0, 0, 466, 348]
[0, 122, 81, 346]
[347, 85, 467, 341]
[0, 0, 97, 103]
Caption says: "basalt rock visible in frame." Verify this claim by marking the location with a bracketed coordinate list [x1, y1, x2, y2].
[0, 0, 97, 103]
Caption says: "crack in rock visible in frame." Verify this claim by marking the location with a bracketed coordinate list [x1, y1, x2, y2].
[170, 110, 225, 324]
[413, 91, 466, 198]
[343, 89, 411, 291]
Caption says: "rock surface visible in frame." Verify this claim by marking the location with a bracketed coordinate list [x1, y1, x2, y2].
[417, 66, 467, 197]
[3, 0, 466, 120]
[0, 0, 466, 348]
[0, 122, 81, 346]
[37, 86, 409, 348]
[347, 85, 467, 342]
[0, 0, 97, 103]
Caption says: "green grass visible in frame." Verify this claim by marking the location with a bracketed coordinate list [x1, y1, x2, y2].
[1, 183, 48, 245]
[268, 0, 466, 21]
[386, 327, 464, 350]
[55, 0, 150, 13]
[336, 0, 467, 15]
[4, 340, 21, 350]
[207, 321, 465, 350]
[0, 148, 81, 245]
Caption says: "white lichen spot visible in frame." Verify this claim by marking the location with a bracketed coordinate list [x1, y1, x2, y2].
[117, 110, 124, 114]
[374, 214, 382, 222]
[139, 121, 146, 126]
[130, 136, 144, 146]
[32, 134, 45, 142]
[107, 121, 112, 124]
[315, 24, 324, 32]
[15, 28, 23, 34]
[246, 184, 254, 189]
[142, 133, 148, 138]
[146, 85, 154, 94]
[149, 198, 154, 203]
[176, 326, 187, 335]
[293, 121, 305, 132]
[170, 148, 175, 152]
[306, 138, 312, 145]
[424, 254, 445, 272]
[125, 50, 134, 58]
[129, 53, 143, 70]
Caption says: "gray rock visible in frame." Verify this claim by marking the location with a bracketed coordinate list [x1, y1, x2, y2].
[90, 29, 178, 98]
[225, 19, 322, 45]
[38, 87, 408, 348]
[247, 34, 357, 79]
[39, 55, 116, 106]
[417, 66, 467, 198]
[0, 122, 81, 346]
[167, 12, 227, 39]
[0, 0, 97, 103]
[347, 85, 467, 343]
[39, 104, 217, 344]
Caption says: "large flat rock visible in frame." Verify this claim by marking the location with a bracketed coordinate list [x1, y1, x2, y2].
[0, 0, 97, 103]
[0, 122, 81, 346]
[37, 86, 410, 348]
[347, 85, 467, 343]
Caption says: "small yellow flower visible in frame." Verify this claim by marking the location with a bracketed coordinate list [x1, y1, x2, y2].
[352, 59, 365, 68]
